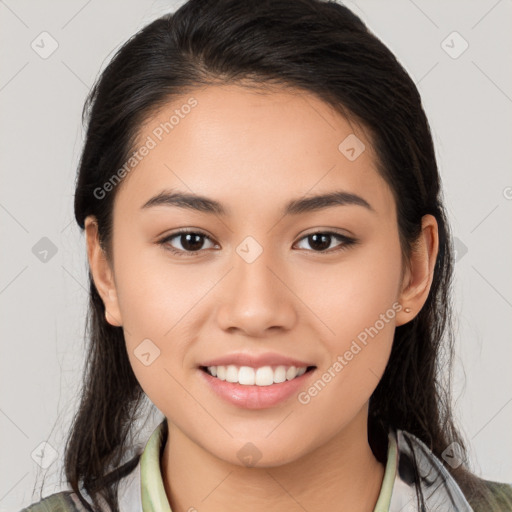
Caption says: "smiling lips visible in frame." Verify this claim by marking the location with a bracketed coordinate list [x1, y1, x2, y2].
[198, 352, 317, 408]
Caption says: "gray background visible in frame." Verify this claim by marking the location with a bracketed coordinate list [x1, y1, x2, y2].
[1, 0, 511, 510]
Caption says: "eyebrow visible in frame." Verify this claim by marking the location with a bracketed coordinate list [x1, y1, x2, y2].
[141, 188, 375, 216]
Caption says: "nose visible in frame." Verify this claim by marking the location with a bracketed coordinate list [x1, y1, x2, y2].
[215, 245, 297, 337]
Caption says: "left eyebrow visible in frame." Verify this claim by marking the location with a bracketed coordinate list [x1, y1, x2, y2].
[140, 188, 375, 216]
[283, 190, 375, 215]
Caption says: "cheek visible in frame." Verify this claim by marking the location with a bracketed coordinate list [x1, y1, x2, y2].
[109, 237, 207, 392]
[112, 236, 212, 337]
[114, 256, 202, 417]
[296, 233, 402, 403]
[301, 231, 402, 339]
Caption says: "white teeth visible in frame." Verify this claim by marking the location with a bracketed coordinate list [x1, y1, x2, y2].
[273, 366, 287, 383]
[205, 364, 310, 385]
[255, 366, 274, 386]
[216, 365, 226, 380]
[296, 367, 307, 377]
[226, 365, 239, 383]
[239, 366, 255, 385]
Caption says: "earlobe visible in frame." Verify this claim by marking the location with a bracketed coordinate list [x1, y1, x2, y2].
[396, 214, 439, 326]
[84, 215, 123, 327]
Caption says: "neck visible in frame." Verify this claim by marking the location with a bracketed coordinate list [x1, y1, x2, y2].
[161, 408, 385, 512]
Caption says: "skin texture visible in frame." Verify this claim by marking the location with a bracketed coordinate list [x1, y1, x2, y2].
[85, 84, 439, 512]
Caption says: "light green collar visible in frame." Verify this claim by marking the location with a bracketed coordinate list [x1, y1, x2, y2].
[140, 420, 397, 512]
[373, 430, 397, 511]
[140, 421, 172, 512]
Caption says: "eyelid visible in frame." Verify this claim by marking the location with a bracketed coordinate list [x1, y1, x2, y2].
[297, 227, 355, 240]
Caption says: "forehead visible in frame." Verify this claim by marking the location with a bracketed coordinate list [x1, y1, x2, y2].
[113, 84, 395, 220]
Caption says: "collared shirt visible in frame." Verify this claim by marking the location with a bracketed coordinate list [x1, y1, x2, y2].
[135, 419, 397, 512]
[23, 419, 512, 511]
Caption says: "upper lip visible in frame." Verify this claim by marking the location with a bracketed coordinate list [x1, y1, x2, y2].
[199, 352, 315, 369]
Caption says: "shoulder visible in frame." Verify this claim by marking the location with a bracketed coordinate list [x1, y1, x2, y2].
[468, 478, 512, 511]
[19, 490, 90, 512]
[19, 454, 142, 512]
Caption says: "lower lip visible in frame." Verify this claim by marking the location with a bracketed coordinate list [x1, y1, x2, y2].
[198, 367, 316, 409]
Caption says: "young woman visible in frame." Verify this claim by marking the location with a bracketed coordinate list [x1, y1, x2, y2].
[20, 0, 512, 511]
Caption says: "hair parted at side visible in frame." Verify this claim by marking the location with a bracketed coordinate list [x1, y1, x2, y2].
[45, 0, 501, 510]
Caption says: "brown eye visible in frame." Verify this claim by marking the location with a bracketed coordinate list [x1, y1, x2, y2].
[159, 230, 216, 257]
[174, 232, 206, 251]
[295, 232, 357, 253]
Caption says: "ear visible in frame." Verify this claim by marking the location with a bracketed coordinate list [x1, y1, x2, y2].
[396, 214, 439, 326]
[84, 215, 123, 327]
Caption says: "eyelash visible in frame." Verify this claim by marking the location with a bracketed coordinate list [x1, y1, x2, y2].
[157, 229, 358, 257]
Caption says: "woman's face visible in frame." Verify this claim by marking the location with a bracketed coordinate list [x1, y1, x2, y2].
[87, 84, 433, 466]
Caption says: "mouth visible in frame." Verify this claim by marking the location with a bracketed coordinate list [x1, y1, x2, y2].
[199, 364, 317, 386]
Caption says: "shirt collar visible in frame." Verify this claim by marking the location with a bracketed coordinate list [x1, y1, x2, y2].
[389, 429, 474, 511]
[140, 420, 172, 512]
